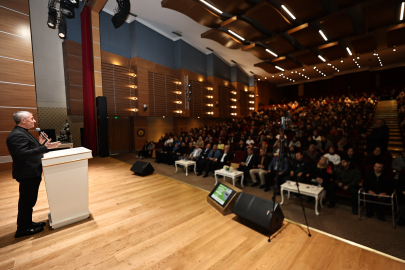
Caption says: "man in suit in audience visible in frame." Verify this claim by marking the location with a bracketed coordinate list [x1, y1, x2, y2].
[265, 155, 290, 192]
[170, 142, 187, 165]
[206, 145, 233, 177]
[282, 151, 311, 184]
[197, 144, 211, 175]
[236, 140, 245, 151]
[249, 148, 271, 188]
[238, 148, 258, 181]
[202, 144, 221, 177]
[187, 144, 202, 160]
[6, 111, 60, 238]
[184, 142, 195, 158]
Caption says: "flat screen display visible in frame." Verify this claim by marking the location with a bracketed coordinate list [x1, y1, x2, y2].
[209, 183, 236, 207]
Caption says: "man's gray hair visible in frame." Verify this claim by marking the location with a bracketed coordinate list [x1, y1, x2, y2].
[13, 111, 32, 124]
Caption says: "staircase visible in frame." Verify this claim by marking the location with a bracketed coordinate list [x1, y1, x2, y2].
[368, 100, 403, 157]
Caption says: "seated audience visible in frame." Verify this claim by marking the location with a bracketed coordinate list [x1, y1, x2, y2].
[362, 119, 389, 153]
[392, 150, 405, 179]
[206, 145, 233, 176]
[310, 156, 331, 190]
[197, 144, 211, 175]
[363, 147, 387, 167]
[138, 141, 149, 159]
[249, 148, 271, 188]
[346, 148, 361, 166]
[236, 140, 245, 151]
[289, 136, 301, 148]
[265, 155, 289, 192]
[187, 144, 202, 160]
[246, 136, 255, 145]
[196, 136, 204, 147]
[282, 151, 311, 184]
[156, 143, 173, 163]
[171, 142, 187, 164]
[363, 162, 393, 221]
[316, 135, 333, 153]
[324, 147, 341, 166]
[237, 148, 258, 181]
[328, 157, 361, 214]
[396, 174, 405, 226]
[304, 144, 320, 163]
[200, 144, 221, 177]
[217, 139, 225, 150]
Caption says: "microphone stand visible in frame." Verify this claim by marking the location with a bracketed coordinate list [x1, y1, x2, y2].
[268, 112, 311, 242]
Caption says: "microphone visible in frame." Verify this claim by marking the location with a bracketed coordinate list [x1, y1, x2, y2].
[36, 128, 50, 142]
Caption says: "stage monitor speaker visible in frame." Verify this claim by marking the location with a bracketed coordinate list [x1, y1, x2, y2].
[130, 161, 154, 176]
[233, 192, 284, 233]
[96, 96, 109, 158]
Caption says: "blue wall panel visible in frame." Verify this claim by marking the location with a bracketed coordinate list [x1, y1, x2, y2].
[174, 40, 181, 70]
[179, 41, 206, 76]
[212, 55, 231, 81]
[99, 12, 131, 59]
[206, 54, 213, 77]
[133, 21, 175, 69]
[65, 2, 82, 43]
[236, 66, 249, 86]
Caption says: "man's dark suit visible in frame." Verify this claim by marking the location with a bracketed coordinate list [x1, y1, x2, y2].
[206, 151, 233, 173]
[6, 126, 48, 230]
[197, 147, 211, 173]
[238, 154, 258, 180]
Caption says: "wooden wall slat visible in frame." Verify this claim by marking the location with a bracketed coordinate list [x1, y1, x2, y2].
[0, 82, 37, 108]
[68, 70, 83, 86]
[0, 57, 35, 85]
[66, 40, 82, 58]
[67, 55, 82, 71]
[0, 108, 38, 132]
[0, 32, 32, 62]
[1, 0, 30, 15]
[0, 7, 31, 38]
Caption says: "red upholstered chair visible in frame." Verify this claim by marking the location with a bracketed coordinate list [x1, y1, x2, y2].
[232, 151, 246, 164]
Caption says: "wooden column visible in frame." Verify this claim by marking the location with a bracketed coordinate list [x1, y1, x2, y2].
[0, 0, 38, 171]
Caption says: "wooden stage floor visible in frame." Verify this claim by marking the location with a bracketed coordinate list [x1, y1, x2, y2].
[0, 157, 404, 270]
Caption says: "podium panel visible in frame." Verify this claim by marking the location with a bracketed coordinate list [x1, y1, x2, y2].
[42, 147, 92, 229]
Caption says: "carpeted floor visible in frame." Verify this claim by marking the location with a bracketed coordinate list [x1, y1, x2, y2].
[112, 153, 405, 260]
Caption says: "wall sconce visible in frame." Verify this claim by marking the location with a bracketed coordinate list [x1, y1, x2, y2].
[231, 91, 237, 95]
[208, 87, 213, 90]
[231, 98, 237, 102]
[249, 101, 255, 104]
[249, 107, 254, 110]
[143, 104, 148, 111]
[131, 73, 136, 77]
[131, 85, 137, 89]
[207, 112, 214, 115]
[175, 110, 182, 114]
[132, 97, 138, 100]
[231, 113, 237, 116]
[249, 94, 254, 98]
[207, 104, 213, 107]
[231, 106, 236, 109]
[175, 101, 182, 104]
[207, 95, 213, 98]
[177, 82, 182, 85]
[176, 91, 182, 94]
[245, 89, 248, 92]
[132, 108, 138, 112]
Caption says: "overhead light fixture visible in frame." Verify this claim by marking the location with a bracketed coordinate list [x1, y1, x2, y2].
[60, 0, 77, 19]
[275, 66, 284, 71]
[401, 2, 405, 21]
[258, 78, 260, 81]
[318, 55, 326, 62]
[341, 58, 343, 63]
[346, 47, 352, 56]
[200, 0, 223, 14]
[319, 30, 328, 41]
[393, 46, 396, 52]
[266, 49, 278, 57]
[281, 5, 296, 20]
[58, 15, 67, 39]
[112, 0, 131, 28]
[228, 30, 245, 41]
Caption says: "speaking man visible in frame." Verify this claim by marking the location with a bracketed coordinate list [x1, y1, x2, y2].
[6, 111, 61, 238]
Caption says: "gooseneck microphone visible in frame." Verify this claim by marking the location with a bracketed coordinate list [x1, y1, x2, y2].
[35, 128, 50, 142]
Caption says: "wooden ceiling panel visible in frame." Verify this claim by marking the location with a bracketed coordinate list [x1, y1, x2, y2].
[335, 0, 366, 8]
[320, 9, 356, 40]
[161, 0, 223, 28]
[318, 42, 347, 61]
[245, 1, 293, 34]
[242, 44, 276, 61]
[387, 24, 405, 48]
[272, 56, 301, 70]
[361, 0, 396, 31]
[209, 0, 255, 16]
[282, 0, 328, 22]
[221, 16, 268, 42]
[254, 62, 280, 73]
[263, 35, 298, 55]
[350, 34, 377, 54]
[287, 23, 325, 48]
[292, 50, 323, 66]
[201, 29, 247, 50]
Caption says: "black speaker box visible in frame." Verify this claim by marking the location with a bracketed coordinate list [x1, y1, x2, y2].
[130, 161, 154, 176]
[233, 192, 284, 233]
[96, 96, 109, 158]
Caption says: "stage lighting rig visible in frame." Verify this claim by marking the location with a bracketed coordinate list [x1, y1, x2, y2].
[47, 5, 57, 28]
[58, 15, 67, 39]
[60, 0, 78, 19]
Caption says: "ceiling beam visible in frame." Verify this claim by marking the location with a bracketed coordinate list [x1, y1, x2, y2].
[89, 0, 108, 13]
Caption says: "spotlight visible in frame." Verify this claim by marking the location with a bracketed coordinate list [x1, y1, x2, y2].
[60, 0, 76, 19]
[143, 104, 147, 111]
[47, 6, 57, 28]
[112, 0, 130, 29]
[58, 15, 67, 39]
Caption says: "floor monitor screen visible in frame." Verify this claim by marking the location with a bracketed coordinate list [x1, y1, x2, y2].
[209, 183, 236, 207]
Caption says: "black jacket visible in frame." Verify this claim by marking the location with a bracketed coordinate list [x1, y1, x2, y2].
[256, 155, 271, 170]
[200, 147, 211, 160]
[363, 171, 393, 194]
[241, 154, 258, 169]
[367, 125, 389, 153]
[289, 158, 311, 176]
[6, 126, 48, 180]
[217, 152, 233, 164]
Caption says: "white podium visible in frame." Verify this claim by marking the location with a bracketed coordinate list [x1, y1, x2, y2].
[42, 147, 92, 229]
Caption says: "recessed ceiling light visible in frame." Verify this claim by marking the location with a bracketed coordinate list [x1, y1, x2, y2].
[200, 0, 223, 14]
[346, 47, 352, 56]
[281, 5, 296, 20]
[266, 49, 277, 57]
[275, 66, 284, 71]
[228, 30, 244, 41]
[319, 30, 328, 41]
[318, 55, 326, 62]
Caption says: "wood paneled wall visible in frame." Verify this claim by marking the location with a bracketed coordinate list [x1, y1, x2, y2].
[219, 85, 237, 118]
[63, 40, 83, 115]
[189, 80, 214, 118]
[0, 0, 37, 171]
[108, 117, 131, 154]
[102, 63, 138, 116]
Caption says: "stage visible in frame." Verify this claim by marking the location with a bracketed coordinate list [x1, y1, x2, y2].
[0, 157, 404, 269]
